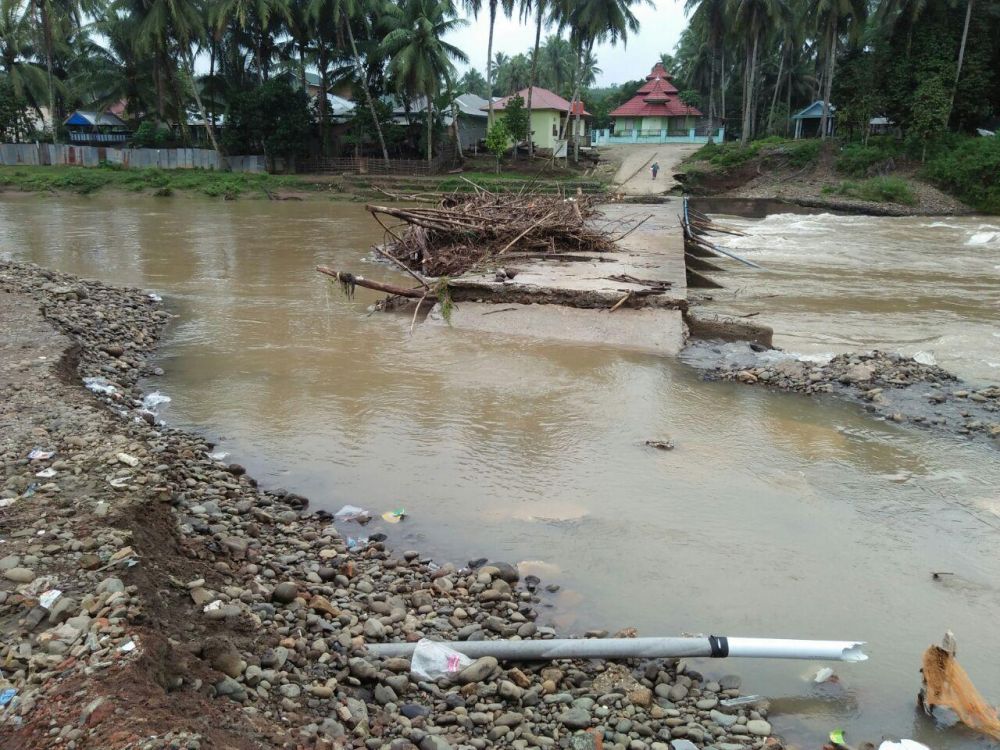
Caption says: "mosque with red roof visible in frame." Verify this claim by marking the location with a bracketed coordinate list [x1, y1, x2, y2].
[609, 62, 703, 137]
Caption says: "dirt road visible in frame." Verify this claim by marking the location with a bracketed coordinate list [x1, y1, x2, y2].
[603, 143, 701, 195]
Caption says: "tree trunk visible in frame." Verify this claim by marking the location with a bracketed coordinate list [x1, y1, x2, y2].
[948, 0, 974, 122]
[208, 40, 216, 131]
[819, 15, 837, 140]
[38, 0, 57, 140]
[526, 2, 543, 157]
[720, 46, 726, 132]
[185, 52, 223, 156]
[299, 45, 307, 90]
[573, 41, 593, 163]
[741, 29, 759, 145]
[346, 14, 390, 164]
[785, 56, 792, 137]
[486, 0, 498, 123]
[768, 40, 785, 135]
[426, 101, 433, 166]
[318, 52, 329, 155]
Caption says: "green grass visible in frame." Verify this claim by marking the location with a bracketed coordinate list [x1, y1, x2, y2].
[836, 138, 903, 178]
[0, 164, 321, 198]
[822, 176, 917, 205]
[922, 135, 1000, 214]
[687, 136, 820, 169]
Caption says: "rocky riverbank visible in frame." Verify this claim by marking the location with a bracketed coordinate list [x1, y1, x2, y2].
[0, 261, 771, 750]
[683, 342, 1000, 445]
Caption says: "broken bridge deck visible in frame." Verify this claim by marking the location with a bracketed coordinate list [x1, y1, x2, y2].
[429, 200, 689, 356]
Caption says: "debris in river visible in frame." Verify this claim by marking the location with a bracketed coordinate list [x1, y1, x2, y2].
[919, 631, 1000, 739]
[368, 192, 620, 277]
[645, 440, 675, 450]
[829, 729, 848, 747]
[878, 741, 930, 750]
[334, 504, 372, 524]
[813, 667, 837, 683]
[381, 508, 405, 524]
[27, 448, 54, 460]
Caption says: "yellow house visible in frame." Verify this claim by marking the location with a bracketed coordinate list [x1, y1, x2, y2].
[486, 87, 590, 152]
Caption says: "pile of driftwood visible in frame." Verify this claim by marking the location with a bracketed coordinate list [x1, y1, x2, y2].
[367, 191, 619, 277]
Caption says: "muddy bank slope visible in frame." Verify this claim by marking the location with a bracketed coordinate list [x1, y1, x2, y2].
[0, 261, 768, 750]
[678, 144, 968, 216]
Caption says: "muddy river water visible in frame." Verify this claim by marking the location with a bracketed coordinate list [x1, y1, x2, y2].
[2, 194, 999, 750]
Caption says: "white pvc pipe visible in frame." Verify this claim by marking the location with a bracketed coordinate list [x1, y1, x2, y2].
[366, 636, 868, 662]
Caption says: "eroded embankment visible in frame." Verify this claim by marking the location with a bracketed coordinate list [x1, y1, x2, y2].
[0, 261, 770, 750]
[683, 342, 1000, 446]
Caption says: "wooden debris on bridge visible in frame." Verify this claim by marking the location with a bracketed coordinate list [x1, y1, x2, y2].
[367, 191, 621, 277]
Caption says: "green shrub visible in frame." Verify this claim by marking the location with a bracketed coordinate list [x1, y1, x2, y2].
[923, 135, 1000, 213]
[837, 138, 902, 177]
[824, 176, 917, 205]
[783, 139, 821, 167]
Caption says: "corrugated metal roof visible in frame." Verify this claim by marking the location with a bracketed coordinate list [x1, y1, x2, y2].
[64, 110, 129, 128]
[490, 87, 590, 115]
[792, 101, 836, 119]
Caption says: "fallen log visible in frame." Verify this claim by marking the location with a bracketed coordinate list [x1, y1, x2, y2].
[316, 266, 428, 299]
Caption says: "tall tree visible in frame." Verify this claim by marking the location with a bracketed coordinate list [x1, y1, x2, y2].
[810, 0, 866, 140]
[557, 0, 644, 160]
[308, 0, 390, 162]
[518, 0, 547, 156]
[128, 0, 222, 151]
[462, 0, 514, 123]
[728, 0, 788, 145]
[382, 0, 467, 164]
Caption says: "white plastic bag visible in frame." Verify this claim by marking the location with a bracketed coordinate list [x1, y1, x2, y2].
[409, 638, 473, 681]
[878, 740, 931, 750]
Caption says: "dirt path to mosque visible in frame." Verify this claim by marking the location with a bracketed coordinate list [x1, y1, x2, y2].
[603, 143, 702, 195]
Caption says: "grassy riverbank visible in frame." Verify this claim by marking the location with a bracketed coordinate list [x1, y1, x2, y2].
[679, 135, 991, 215]
[0, 164, 610, 201]
[0, 164, 333, 199]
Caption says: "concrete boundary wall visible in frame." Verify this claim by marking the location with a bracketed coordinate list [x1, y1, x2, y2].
[0, 144, 266, 173]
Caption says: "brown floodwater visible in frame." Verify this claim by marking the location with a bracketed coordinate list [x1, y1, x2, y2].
[2, 193, 999, 750]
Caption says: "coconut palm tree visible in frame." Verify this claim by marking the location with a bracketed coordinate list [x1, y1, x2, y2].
[127, 0, 222, 151]
[517, 0, 553, 156]
[308, 0, 390, 162]
[462, 0, 514, 122]
[0, 0, 50, 113]
[557, 0, 644, 160]
[728, 0, 789, 144]
[382, 0, 467, 164]
[684, 0, 726, 140]
[809, 0, 866, 139]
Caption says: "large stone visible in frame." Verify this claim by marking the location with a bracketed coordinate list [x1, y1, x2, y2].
[271, 582, 299, 604]
[215, 677, 246, 701]
[349, 657, 378, 681]
[419, 737, 453, 750]
[558, 707, 592, 729]
[747, 720, 772, 737]
[710, 709, 739, 728]
[456, 656, 498, 684]
[4, 567, 36, 583]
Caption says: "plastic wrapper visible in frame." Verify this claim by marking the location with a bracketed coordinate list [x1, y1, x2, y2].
[409, 639, 473, 681]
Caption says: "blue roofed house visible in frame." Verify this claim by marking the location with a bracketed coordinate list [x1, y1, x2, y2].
[64, 111, 132, 145]
[792, 101, 835, 139]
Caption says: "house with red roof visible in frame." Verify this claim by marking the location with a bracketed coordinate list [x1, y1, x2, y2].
[486, 87, 590, 153]
[594, 62, 724, 145]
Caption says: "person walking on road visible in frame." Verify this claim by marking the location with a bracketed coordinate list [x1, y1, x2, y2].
[650, 161, 660, 180]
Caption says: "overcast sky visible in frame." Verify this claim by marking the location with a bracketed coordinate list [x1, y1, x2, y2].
[444, 0, 690, 88]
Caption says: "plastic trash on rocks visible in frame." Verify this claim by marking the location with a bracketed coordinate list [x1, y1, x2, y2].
[409, 639, 473, 681]
[814, 667, 836, 683]
[39, 589, 62, 609]
[35, 468, 56, 478]
[83, 376, 117, 395]
[28, 449, 55, 460]
[142, 391, 171, 411]
[878, 741, 930, 750]
[381, 508, 405, 523]
[0, 688, 16, 707]
[334, 505, 372, 523]
[347, 536, 369, 550]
